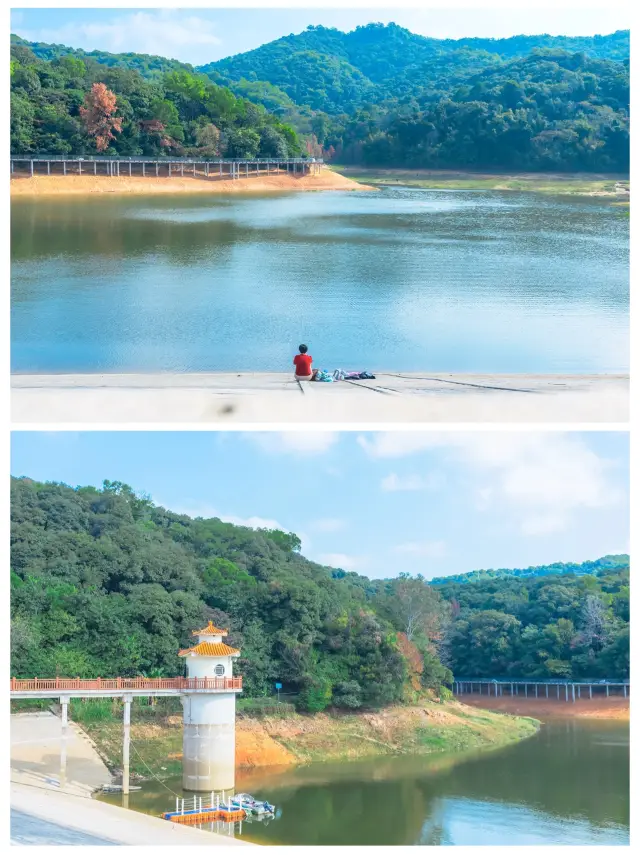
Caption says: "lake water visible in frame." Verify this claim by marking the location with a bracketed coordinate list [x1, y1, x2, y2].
[101, 720, 629, 845]
[11, 189, 628, 374]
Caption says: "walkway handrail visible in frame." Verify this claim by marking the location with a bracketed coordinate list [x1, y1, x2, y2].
[453, 677, 629, 685]
[10, 155, 322, 164]
[10, 676, 242, 692]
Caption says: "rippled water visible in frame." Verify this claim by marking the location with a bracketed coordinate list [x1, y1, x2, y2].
[100, 720, 629, 845]
[11, 188, 628, 373]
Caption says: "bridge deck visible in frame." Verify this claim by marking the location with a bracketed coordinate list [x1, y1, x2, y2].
[10, 676, 242, 699]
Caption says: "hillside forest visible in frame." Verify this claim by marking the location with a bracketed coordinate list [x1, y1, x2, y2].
[11, 24, 629, 171]
[10, 478, 629, 713]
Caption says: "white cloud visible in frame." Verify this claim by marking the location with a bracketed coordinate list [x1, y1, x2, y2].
[245, 432, 338, 456]
[381, 472, 442, 492]
[360, 432, 624, 536]
[310, 518, 346, 533]
[16, 11, 222, 65]
[394, 540, 447, 558]
[318, 553, 365, 571]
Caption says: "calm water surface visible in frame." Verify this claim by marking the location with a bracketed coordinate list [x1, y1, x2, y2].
[101, 720, 629, 845]
[11, 189, 628, 373]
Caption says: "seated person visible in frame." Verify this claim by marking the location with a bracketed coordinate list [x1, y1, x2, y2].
[293, 344, 317, 380]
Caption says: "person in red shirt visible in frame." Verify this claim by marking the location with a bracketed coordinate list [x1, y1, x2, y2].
[293, 344, 316, 380]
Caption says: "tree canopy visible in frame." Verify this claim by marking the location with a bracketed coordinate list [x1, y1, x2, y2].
[10, 41, 302, 158]
[10, 476, 628, 714]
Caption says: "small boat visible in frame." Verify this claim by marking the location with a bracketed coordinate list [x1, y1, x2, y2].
[230, 793, 275, 815]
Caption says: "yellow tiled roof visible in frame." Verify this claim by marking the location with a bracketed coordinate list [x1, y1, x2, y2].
[178, 641, 240, 657]
[192, 621, 228, 637]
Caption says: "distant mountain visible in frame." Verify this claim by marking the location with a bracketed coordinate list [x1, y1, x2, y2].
[10, 33, 194, 80]
[431, 554, 629, 585]
[201, 23, 630, 114]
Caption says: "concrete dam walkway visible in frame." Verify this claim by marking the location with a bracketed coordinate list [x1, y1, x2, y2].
[10, 712, 251, 846]
[12, 372, 628, 424]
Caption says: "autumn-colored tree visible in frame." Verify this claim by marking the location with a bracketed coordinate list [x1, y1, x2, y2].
[79, 83, 122, 152]
[397, 632, 424, 691]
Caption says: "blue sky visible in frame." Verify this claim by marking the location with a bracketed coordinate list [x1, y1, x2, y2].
[11, 7, 630, 66]
[11, 431, 629, 580]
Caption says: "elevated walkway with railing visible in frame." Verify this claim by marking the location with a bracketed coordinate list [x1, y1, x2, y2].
[10, 676, 242, 699]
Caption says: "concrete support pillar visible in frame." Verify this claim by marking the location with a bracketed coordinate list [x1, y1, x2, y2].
[572, 684, 576, 703]
[589, 685, 593, 699]
[606, 684, 610, 697]
[30, 160, 34, 177]
[623, 684, 627, 698]
[524, 684, 528, 698]
[557, 684, 560, 699]
[565, 684, 569, 702]
[169, 163, 172, 177]
[546, 684, 549, 698]
[47, 161, 50, 175]
[535, 684, 538, 698]
[578, 685, 581, 699]
[193, 163, 196, 177]
[182, 693, 236, 792]
[63, 161, 66, 176]
[245, 164, 248, 177]
[60, 695, 69, 788]
[123, 694, 132, 796]
[156, 163, 159, 177]
[181, 163, 184, 177]
[219, 163, 222, 176]
[79, 161, 82, 175]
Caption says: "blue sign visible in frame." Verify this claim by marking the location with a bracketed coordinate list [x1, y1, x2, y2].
[275, 682, 282, 690]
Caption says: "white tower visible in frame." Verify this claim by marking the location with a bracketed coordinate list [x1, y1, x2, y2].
[179, 621, 242, 792]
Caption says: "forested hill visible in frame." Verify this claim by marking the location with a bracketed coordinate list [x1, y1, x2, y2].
[431, 554, 629, 585]
[10, 39, 303, 158]
[11, 24, 630, 170]
[10, 477, 629, 706]
[203, 23, 629, 112]
[204, 24, 630, 172]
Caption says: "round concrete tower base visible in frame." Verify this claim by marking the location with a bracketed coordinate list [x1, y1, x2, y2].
[182, 694, 236, 792]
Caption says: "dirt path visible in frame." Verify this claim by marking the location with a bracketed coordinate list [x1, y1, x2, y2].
[460, 693, 629, 721]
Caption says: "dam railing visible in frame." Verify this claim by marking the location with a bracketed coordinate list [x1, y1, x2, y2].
[10, 155, 323, 178]
[453, 677, 628, 701]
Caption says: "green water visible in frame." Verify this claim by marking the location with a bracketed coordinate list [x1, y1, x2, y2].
[99, 720, 628, 845]
[11, 188, 628, 373]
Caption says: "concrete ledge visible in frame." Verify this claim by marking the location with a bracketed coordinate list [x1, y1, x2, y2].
[11, 372, 629, 424]
[11, 782, 252, 845]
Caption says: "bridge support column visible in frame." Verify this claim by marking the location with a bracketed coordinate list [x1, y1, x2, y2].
[182, 693, 236, 792]
[30, 160, 34, 177]
[546, 684, 549, 698]
[565, 685, 569, 702]
[79, 161, 82, 175]
[60, 695, 69, 789]
[623, 684, 627, 698]
[122, 694, 132, 796]
[63, 161, 66, 175]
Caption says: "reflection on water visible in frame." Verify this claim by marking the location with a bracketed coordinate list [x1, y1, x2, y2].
[11, 188, 628, 373]
[100, 720, 629, 845]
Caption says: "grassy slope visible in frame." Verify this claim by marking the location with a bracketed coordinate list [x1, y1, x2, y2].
[74, 699, 539, 781]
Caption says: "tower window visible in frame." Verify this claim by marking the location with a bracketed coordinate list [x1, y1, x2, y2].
[214, 664, 225, 676]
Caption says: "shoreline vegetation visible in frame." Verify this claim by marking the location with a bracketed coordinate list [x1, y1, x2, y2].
[335, 166, 630, 197]
[56, 698, 540, 783]
[9, 167, 371, 197]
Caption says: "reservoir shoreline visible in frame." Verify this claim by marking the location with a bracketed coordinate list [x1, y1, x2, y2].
[10, 168, 372, 197]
